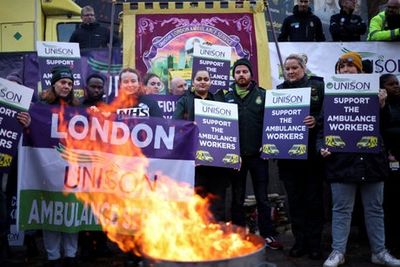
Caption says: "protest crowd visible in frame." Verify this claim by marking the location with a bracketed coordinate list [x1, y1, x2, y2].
[1, 0, 400, 267]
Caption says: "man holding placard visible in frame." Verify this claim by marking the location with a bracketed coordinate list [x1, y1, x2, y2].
[225, 58, 282, 250]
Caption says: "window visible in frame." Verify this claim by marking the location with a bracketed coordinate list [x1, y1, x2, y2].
[57, 22, 80, 42]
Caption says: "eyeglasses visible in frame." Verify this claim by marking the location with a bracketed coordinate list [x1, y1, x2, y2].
[83, 13, 95, 17]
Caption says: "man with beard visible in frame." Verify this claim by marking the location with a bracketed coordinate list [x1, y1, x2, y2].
[70, 5, 120, 49]
[224, 58, 283, 250]
[329, 0, 367, 41]
[81, 73, 106, 107]
[368, 0, 400, 41]
[278, 0, 326, 41]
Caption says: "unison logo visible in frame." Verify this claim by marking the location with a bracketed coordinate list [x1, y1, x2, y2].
[0, 85, 22, 104]
[326, 81, 371, 91]
[43, 44, 74, 56]
[202, 106, 231, 116]
[199, 48, 226, 59]
[272, 94, 303, 104]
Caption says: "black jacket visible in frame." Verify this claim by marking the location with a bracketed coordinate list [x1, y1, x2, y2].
[81, 98, 103, 107]
[321, 151, 389, 183]
[224, 81, 265, 156]
[317, 99, 390, 184]
[116, 95, 163, 119]
[69, 23, 120, 49]
[382, 100, 400, 159]
[172, 90, 224, 121]
[277, 75, 325, 158]
[278, 5, 326, 42]
[329, 9, 367, 41]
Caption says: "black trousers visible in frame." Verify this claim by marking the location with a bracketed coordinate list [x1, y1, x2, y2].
[279, 158, 324, 250]
[384, 170, 400, 250]
[230, 156, 275, 237]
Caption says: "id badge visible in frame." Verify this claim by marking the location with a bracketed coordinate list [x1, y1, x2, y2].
[390, 161, 399, 171]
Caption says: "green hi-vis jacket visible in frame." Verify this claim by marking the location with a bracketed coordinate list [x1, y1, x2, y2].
[368, 11, 400, 41]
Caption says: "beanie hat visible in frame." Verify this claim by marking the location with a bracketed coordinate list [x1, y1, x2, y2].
[339, 52, 363, 72]
[6, 71, 22, 85]
[51, 66, 74, 86]
[232, 58, 253, 77]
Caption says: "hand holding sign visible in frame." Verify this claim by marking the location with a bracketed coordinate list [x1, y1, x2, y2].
[17, 112, 31, 128]
[320, 148, 331, 158]
[378, 89, 387, 108]
[303, 115, 316, 128]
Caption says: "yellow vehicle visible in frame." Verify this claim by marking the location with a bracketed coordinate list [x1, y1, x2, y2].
[0, 153, 13, 168]
[325, 135, 346, 148]
[196, 150, 214, 162]
[222, 153, 239, 164]
[262, 144, 279, 155]
[0, 0, 81, 52]
[357, 136, 378, 149]
[288, 144, 307, 156]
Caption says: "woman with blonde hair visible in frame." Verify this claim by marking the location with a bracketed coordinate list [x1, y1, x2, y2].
[276, 53, 325, 260]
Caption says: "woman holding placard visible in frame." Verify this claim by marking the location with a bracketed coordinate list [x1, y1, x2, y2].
[173, 70, 229, 222]
[276, 53, 325, 260]
[321, 52, 400, 267]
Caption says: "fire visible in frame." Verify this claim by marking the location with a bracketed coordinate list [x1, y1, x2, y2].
[57, 94, 261, 261]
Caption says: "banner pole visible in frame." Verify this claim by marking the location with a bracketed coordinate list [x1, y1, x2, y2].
[264, 0, 285, 77]
[106, 0, 117, 104]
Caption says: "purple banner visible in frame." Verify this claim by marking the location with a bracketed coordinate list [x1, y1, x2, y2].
[0, 53, 24, 80]
[80, 48, 122, 100]
[23, 48, 123, 102]
[24, 104, 197, 160]
[149, 95, 180, 119]
[324, 95, 380, 153]
[135, 13, 258, 92]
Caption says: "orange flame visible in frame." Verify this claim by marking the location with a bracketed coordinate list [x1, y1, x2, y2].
[57, 92, 261, 261]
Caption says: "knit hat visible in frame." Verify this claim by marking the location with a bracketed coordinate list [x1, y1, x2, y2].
[6, 71, 22, 85]
[339, 52, 363, 72]
[51, 66, 74, 86]
[232, 58, 253, 77]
